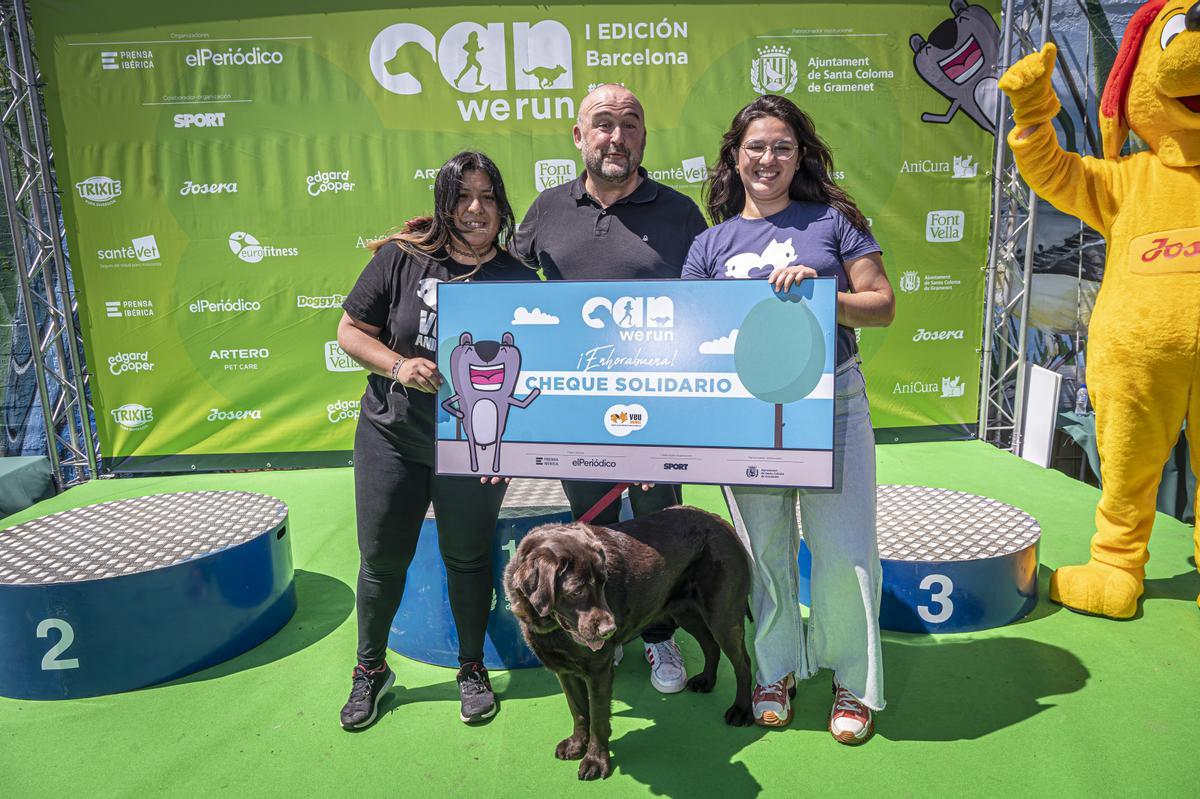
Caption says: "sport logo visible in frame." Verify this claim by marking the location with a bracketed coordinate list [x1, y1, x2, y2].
[75, 176, 122, 206]
[174, 112, 225, 128]
[307, 170, 355, 197]
[107, 352, 154, 376]
[228, 231, 299, 263]
[534, 159, 576, 191]
[368, 21, 572, 95]
[926, 210, 964, 242]
[603, 403, 647, 437]
[751, 45, 798, 95]
[899, 270, 921, 293]
[324, 341, 364, 372]
[662, 462, 689, 471]
[582, 295, 674, 341]
[111, 403, 153, 431]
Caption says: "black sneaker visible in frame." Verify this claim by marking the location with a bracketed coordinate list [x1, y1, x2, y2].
[340, 662, 395, 730]
[457, 662, 497, 723]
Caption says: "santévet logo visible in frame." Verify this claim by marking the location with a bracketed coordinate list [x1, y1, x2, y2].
[96, 235, 160, 268]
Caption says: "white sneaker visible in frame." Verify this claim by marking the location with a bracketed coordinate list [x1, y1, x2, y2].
[644, 638, 687, 693]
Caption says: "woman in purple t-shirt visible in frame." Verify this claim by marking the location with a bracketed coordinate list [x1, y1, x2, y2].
[683, 94, 895, 744]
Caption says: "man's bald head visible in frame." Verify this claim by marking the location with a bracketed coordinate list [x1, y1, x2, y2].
[574, 84, 647, 187]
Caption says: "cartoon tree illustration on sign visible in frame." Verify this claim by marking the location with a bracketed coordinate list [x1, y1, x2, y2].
[733, 295, 826, 448]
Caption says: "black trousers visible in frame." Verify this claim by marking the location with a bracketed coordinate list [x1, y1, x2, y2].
[353, 419, 506, 667]
[561, 480, 681, 644]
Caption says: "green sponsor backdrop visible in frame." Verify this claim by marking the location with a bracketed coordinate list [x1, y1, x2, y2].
[31, 0, 997, 471]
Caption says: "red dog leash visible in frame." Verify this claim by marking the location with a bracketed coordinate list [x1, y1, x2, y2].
[577, 482, 632, 524]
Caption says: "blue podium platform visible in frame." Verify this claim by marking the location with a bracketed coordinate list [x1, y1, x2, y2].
[389, 479, 572, 670]
[798, 485, 1040, 633]
[0, 491, 295, 700]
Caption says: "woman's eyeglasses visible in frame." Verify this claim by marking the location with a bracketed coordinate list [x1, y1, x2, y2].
[741, 141, 801, 161]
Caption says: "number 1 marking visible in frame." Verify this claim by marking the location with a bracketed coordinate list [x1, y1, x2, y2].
[917, 574, 954, 624]
[37, 618, 80, 670]
[501, 539, 517, 562]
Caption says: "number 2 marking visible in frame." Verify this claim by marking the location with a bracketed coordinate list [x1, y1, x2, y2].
[37, 618, 80, 670]
[917, 574, 954, 624]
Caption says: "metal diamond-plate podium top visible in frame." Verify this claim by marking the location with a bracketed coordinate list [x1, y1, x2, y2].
[799, 484, 1040, 562]
[0, 491, 288, 586]
[424, 478, 569, 520]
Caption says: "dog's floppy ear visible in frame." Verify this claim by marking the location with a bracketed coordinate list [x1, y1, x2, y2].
[517, 552, 556, 617]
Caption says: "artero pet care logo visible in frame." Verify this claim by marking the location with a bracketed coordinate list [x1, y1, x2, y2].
[368, 20, 574, 122]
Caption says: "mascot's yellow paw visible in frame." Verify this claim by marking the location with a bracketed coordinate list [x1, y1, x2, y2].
[1049, 561, 1145, 619]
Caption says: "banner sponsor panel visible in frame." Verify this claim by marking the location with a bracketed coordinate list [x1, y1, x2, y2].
[30, 0, 997, 469]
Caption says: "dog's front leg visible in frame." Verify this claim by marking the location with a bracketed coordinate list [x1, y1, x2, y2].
[554, 672, 589, 760]
[577, 668, 614, 780]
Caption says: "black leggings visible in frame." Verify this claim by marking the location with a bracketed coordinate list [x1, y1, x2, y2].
[561, 480, 681, 644]
[354, 419, 506, 667]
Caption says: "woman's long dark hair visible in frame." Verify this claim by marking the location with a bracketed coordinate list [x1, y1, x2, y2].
[705, 95, 870, 233]
[369, 150, 521, 280]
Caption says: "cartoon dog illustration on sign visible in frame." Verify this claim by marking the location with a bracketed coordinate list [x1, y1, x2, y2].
[910, 0, 1002, 133]
[442, 331, 540, 473]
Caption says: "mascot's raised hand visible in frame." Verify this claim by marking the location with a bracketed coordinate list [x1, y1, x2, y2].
[999, 1, 1200, 620]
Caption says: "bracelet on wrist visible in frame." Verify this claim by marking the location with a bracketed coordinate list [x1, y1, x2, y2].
[390, 357, 406, 383]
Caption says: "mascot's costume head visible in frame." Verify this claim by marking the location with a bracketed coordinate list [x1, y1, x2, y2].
[1000, 2, 1200, 619]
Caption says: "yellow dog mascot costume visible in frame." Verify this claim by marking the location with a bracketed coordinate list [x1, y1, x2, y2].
[999, 1, 1200, 619]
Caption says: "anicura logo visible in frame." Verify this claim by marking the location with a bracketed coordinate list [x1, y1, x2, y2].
[892, 376, 966, 398]
[327, 399, 361, 424]
[307, 170, 355, 196]
[229, 231, 299, 263]
[899, 155, 978, 178]
[324, 341, 364, 372]
[368, 21, 574, 122]
[76, 176, 122, 206]
[534, 159, 576, 191]
[111, 403, 153, 431]
[107, 352, 154, 376]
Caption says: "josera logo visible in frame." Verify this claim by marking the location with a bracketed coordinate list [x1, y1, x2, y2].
[368, 21, 574, 122]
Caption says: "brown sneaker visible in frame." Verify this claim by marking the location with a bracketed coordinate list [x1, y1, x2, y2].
[752, 673, 796, 727]
[829, 681, 874, 745]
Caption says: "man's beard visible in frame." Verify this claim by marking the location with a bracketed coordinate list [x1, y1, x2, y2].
[583, 145, 641, 184]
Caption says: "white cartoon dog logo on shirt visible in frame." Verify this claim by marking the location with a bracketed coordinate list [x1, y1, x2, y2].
[724, 238, 796, 279]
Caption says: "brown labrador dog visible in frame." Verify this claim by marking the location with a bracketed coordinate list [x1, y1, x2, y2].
[503, 505, 754, 781]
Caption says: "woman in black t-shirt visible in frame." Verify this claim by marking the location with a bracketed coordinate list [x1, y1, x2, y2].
[336, 151, 535, 730]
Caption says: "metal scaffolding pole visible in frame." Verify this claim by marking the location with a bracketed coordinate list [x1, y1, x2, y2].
[0, 0, 96, 486]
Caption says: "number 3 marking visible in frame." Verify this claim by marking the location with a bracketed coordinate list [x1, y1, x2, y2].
[37, 618, 80, 670]
[917, 574, 954, 624]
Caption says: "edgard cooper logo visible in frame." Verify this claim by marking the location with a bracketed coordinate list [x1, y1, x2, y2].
[534, 159, 576, 191]
[307, 170, 355, 196]
[368, 20, 574, 122]
[926, 211, 964, 242]
[107, 352, 154, 376]
[228, 231, 299, 263]
[75, 176, 122, 206]
[327, 399, 361, 424]
[111, 403, 153, 431]
[324, 341, 364, 372]
[751, 45, 798, 95]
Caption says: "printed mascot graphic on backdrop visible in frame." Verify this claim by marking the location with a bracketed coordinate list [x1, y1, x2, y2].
[911, 0, 1002, 133]
[1000, 0, 1200, 618]
[442, 332, 540, 473]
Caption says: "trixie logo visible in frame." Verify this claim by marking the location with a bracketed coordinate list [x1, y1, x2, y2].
[307, 170, 355, 197]
[1140, 236, 1200, 262]
[180, 180, 237, 196]
[603, 403, 647, 437]
[174, 112, 225, 128]
[111, 403, 153, 431]
[926, 210, 964, 242]
[228, 231, 299, 263]
[582, 295, 674, 341]
[751, 45, 798, 95]
[185, 47, 283, 67]
[534, 159, 576, 191]
[76, 176, 122, 206]
[297, 294, 346, 309]
[368, 21, 573, 95]
[107, 352, 154, 376]
[324, 341, 364, 372]
[327, 399, 361, 424]
[207, 408, 262, 421]
[912, 328, 964, 342]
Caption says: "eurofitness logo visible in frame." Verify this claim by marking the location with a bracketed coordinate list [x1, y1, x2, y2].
[209, 347, 270, 371]
[751, 45, 798, 95]
[582, 295, 674, 341]
[75, 176, 122, 206]
[534, 159, 576, 191]
[188, 297, 261, 314]
[174, 112, 226, 128]
[96, 235, 160, 269]
[228, 231, 299, 263]
[207, 408, 263, 422]
[368, 21, 574, 122]
[105, 299, 155, 318]
[100, 50, 154, 70]
[184, 46, 284, 68]
[180, 180, 238, 196]
[107, 351, 154, 376]
[324, 341, 364, 372]
[603, 403, 647, 437]
[899, 155, 979, 178]
[111, 403, 153, 431]
[297, 294, 346, 309]
[327, 399, 361, 424]
[926, 211, 964, 243]
[891, 376, 967, 398]
[912, 328, 965, 342]
[899, 270, 921, 293]
[307, 170, 356, 197]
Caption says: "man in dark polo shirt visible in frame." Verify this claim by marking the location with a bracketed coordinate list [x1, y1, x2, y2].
[513, 84, 707, 694]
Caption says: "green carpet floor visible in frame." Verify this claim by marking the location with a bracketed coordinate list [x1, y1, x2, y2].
[2, 440, 1198, 798]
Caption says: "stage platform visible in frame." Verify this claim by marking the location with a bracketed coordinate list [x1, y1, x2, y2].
[1, 440, 1197, 798]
